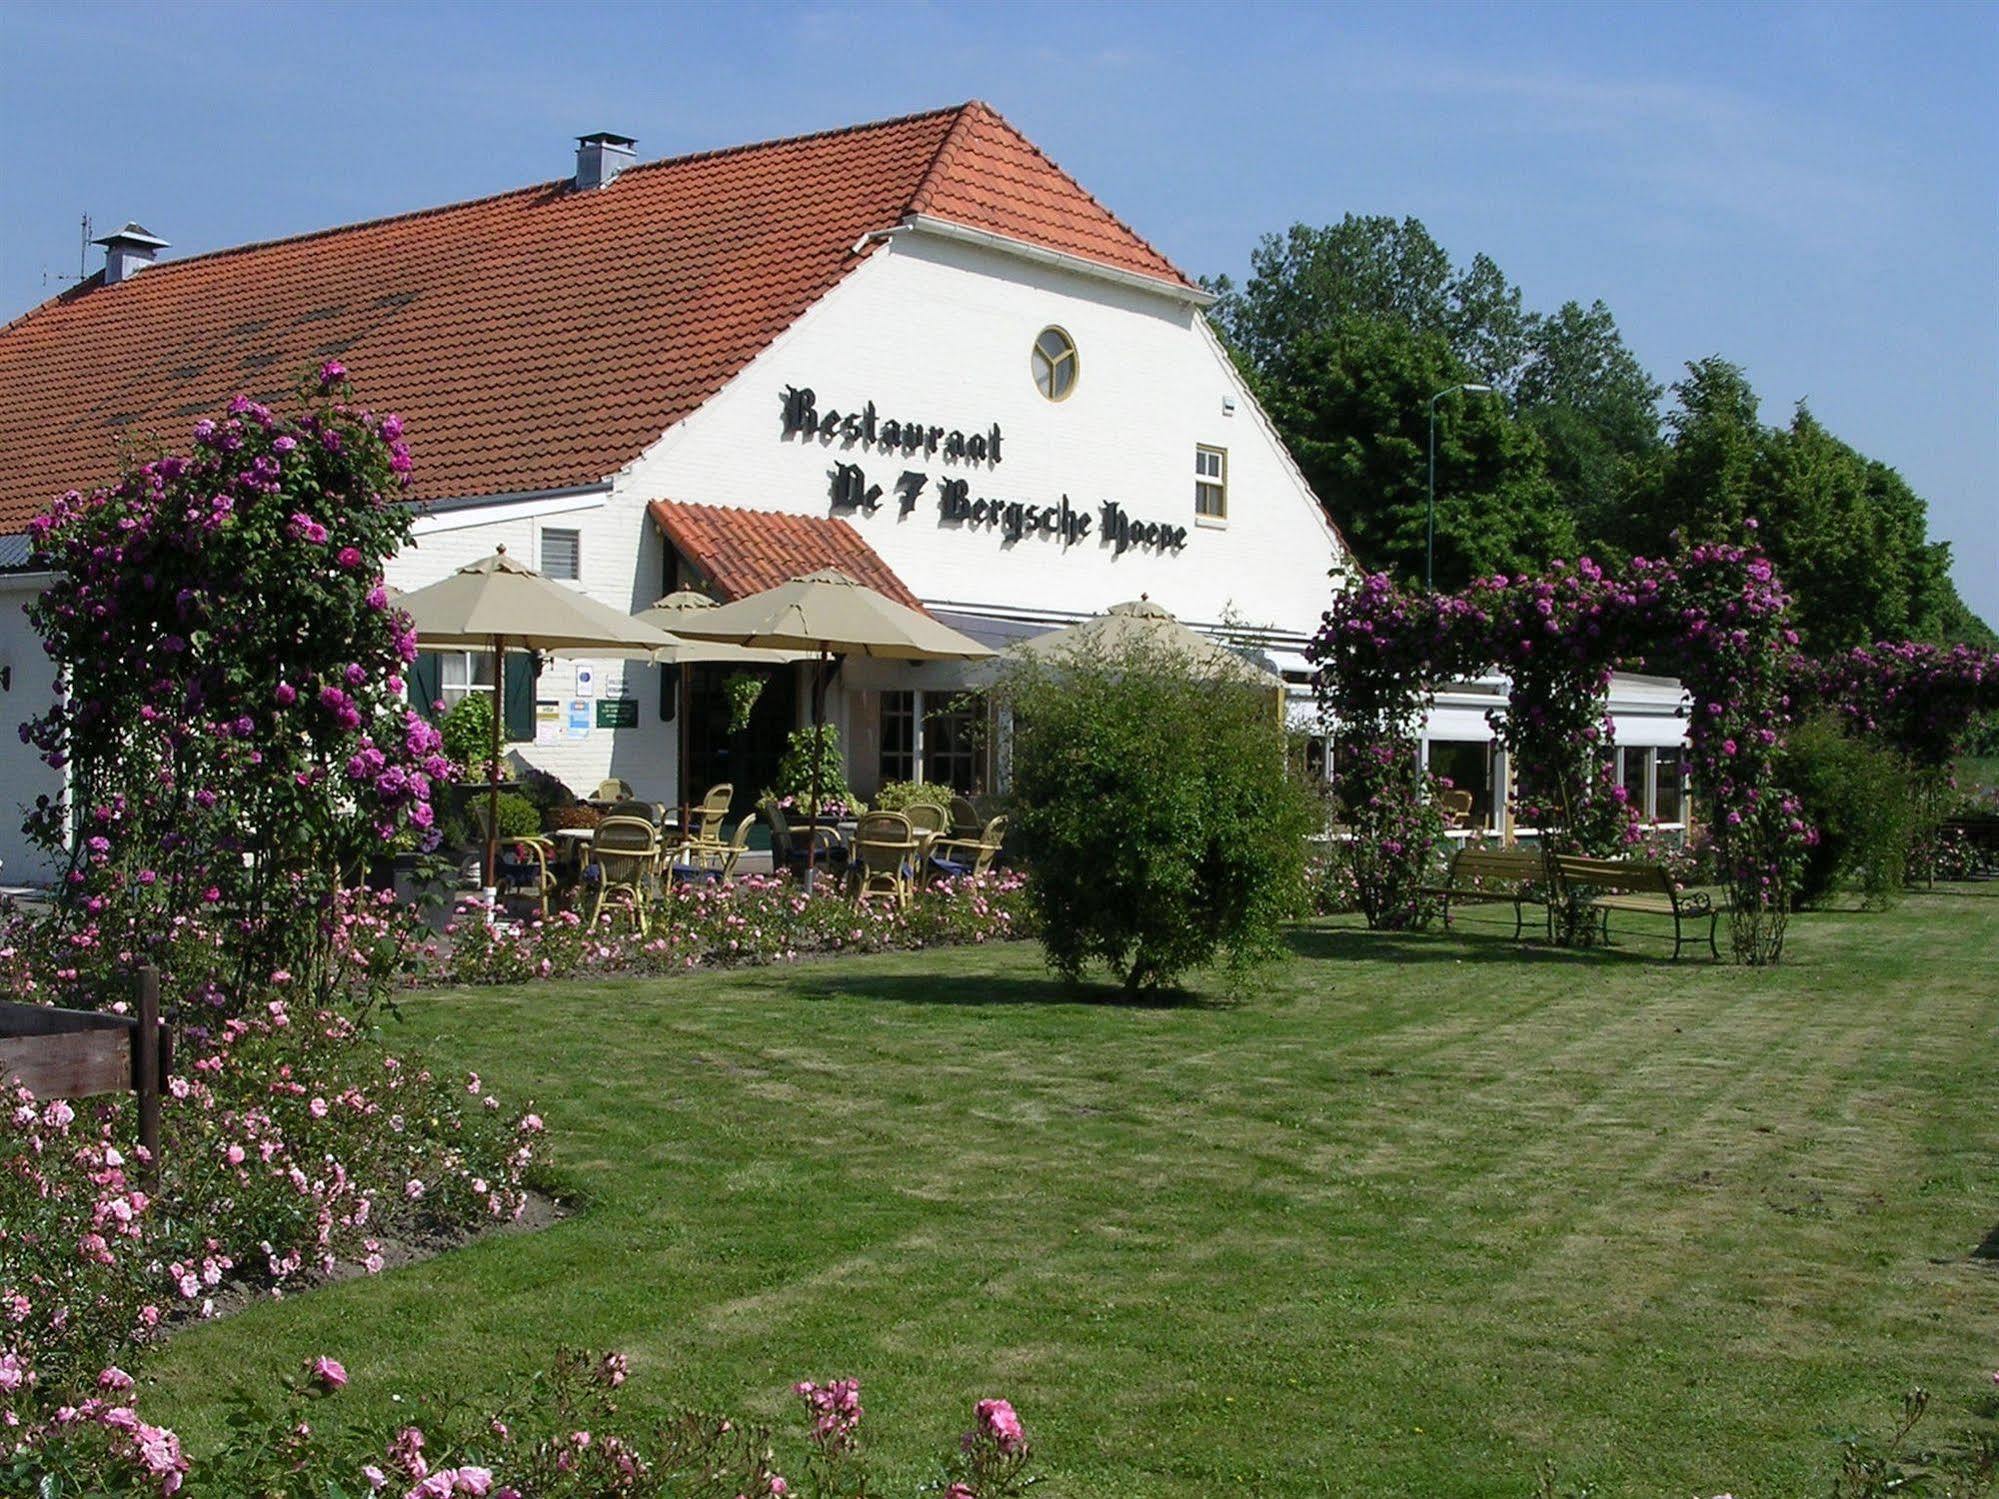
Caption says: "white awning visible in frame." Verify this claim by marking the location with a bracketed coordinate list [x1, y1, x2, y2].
[1421, 706, 1498, 742]
[1609, 713, 1690, 748]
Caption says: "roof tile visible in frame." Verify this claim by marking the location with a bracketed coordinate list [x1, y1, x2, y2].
[648, 500, 924, 611]
[0, 102, 1191, 531]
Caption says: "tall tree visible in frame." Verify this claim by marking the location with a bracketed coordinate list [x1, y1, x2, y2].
[1515, 299, 1665, 551]
[1631, 355, 1764, 556]
[1256, 318, 1574, 591]
[1208, 215, 1531, 383]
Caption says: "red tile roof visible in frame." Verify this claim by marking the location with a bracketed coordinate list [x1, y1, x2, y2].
[909, 103, 1189, 286]
[0, 102, 1194, 532]
[649, 500, 924, 611]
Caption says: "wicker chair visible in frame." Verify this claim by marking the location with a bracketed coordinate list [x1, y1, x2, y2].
[469, 802, 557, 918]
[1438, 788, 1474, 829]
[928, 815, 1008, 882]
[759, 797, 846, 878]
[693, 783, 734, 843]
[591, 778, 634, 804]
[904, 802, 949, 837]
[947, 795, 983, 840]
[606, 799, 668, 826]
[851, 810, 919, 908]
[585, 815, 664, 928]
[671, 814, 756, 883]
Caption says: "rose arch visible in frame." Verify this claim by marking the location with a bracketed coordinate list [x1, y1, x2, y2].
[1312, 537, 1825, 965]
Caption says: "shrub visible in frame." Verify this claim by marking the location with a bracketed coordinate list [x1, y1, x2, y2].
[1001, 642, 1317, 993]
[771, 725, 860, 815]
[491, 792, 542, 840]
[440, 692, 495, 777]
[542, 803, 601, 833]
[1779, 715, 1913, 909]
[873, 779, 954, 813]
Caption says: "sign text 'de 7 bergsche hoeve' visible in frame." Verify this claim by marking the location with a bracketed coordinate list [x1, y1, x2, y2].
[780, 386, 1187, 555]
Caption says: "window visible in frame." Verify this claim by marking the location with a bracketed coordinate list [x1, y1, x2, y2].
[922, 694, 984, 793]
[1655, 747, 1686, 824]
[1620, 746, 1652, 817]
[541, 527, 580, 581]
[1195, 445, 1227, 520]
[437, 650, 495, 710]
[879, 690, 984, 792]
[1031, 326, 1078, 401]
[880, 691, 916, 784]
[1427, 739, 1496, 830]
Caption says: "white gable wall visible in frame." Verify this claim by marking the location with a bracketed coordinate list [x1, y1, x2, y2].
[615, 232, 1350, 641]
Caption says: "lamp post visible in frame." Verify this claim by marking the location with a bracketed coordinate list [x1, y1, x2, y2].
[1427, 382, 1495, 591]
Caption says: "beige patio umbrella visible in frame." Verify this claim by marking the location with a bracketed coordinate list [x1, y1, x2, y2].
[396, 547, 682, 895]
[634, 591, 813, 824]
[1009, 597, 1284, 689]
[669, 569, 994, 882]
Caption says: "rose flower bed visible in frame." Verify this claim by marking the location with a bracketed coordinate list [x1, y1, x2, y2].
[5, 1351, 1037, 1498]
[427, 870, 1036, 987]
[1, 997, 540, 1418]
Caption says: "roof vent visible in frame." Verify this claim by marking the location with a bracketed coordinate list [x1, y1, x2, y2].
[94, 222, 169, 285]
[574, 131, 636, 191]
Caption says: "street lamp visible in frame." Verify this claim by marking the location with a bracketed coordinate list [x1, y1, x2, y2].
[1427, 382, 1495, 591]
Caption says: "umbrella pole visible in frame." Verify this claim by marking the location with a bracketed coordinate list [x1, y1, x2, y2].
[485, 632, 503, 917]
[804, 644, 828, 892]
[677, 662, 690, 835]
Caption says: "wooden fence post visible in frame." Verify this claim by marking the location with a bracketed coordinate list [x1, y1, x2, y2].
[133, 965, 161, 1190]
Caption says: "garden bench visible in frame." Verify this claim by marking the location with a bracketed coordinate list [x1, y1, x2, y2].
[1422, 846, 1552, 941]
[1550, 854, 1718, 961]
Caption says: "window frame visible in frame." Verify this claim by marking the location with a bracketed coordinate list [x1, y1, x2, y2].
[436, 650, 496, 710]
[1031, 326, 1079, 403]
[879, 689, 917, 785]
[540, 526, 581, 582]
[1194, 444, 1228, 524]
[921, 693, 984, 793]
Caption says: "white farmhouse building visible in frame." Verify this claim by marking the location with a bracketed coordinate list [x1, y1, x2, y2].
[0, 103, 1689, 882]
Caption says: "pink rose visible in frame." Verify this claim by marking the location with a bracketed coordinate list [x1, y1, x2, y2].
[310, 1356, 348, 1391]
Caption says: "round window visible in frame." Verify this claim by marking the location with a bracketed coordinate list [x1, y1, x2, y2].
[1031, 326, 1079, 401]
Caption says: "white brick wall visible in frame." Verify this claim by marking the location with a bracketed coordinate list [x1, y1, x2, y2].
[617, 233, 1349, 641]
[0, 576, 60, 884]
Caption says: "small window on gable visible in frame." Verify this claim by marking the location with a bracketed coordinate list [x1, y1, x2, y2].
[1195, 445, 1227, 521]
[1031, 327, 1078, 401]
[541, 527, 580, 581]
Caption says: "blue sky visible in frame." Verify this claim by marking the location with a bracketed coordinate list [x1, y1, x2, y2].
[2, 0, 1992, 622]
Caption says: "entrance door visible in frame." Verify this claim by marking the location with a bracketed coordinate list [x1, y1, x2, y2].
[684, 664, 798, 819]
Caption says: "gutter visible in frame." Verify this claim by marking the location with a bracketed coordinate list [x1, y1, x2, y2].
[409, 481, 614, 516]
[896, 214, 1217, 309]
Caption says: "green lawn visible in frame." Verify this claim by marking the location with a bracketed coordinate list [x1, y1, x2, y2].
[147, 893, 1999, 1496]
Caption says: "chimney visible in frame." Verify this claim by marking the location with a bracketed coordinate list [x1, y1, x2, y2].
[574, 132, 636, 190]
[94, 222, 169, 285]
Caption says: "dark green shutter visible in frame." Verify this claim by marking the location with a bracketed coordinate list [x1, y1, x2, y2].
[503, 652, 538, 742]
[409, 652, 444, 720]
[658, 663, 677, 722]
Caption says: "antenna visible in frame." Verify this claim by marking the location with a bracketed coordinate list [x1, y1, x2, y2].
[41, 214, 93, 290]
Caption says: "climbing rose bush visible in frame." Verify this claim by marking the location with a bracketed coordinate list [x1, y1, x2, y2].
[2, 1352, 1039, 1499]
[0, 1004, 538, 1413]
[1313, 537, 1809, 962]
[21, 365, 448, 1014]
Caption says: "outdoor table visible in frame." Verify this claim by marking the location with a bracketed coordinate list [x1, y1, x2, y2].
[550, 827, 597, 874]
